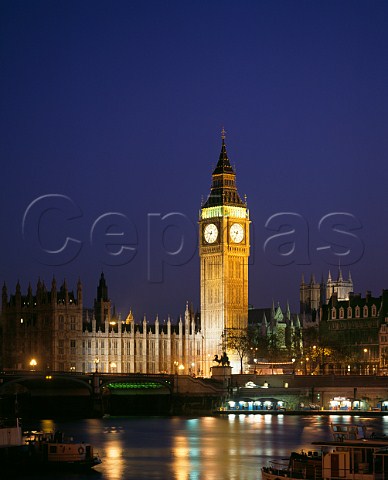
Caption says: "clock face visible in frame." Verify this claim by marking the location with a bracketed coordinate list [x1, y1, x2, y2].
[230, 223, 244, 243]
[204, 223, 218, 243]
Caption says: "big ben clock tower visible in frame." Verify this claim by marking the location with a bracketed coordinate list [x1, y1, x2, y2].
[200, 130, 250, 375]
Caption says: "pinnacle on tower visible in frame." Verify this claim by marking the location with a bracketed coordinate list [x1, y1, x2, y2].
[338, 267, 343, 282]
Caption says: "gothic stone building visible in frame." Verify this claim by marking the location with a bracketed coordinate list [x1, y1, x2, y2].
[1, 273, 202, 375]
[248, 301, 303, 359]
[2, 135, 252, 376]
[300, 268, 353, 325]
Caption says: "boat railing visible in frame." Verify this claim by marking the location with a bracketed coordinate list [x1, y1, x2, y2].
[262, 460, 289, 477]
[330, 423, 367, 441]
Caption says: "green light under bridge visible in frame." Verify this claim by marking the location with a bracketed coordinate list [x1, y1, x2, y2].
[107, 382, 168, 390]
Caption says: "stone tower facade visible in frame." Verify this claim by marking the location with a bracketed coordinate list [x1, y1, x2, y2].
[1, 278, 83, 371]
[199, 132, 250, 374]
[300, 269, 353, 326]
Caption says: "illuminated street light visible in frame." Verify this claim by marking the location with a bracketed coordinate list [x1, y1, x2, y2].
[173, 361, 179, 374]
[94, 357, 100, 372]
[363, 348, 369, 375]
[29, 358, 37, 371]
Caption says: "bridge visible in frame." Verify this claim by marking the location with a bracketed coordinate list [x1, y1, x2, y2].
[0, 371, 225, 417]
[0, 372, 175, 417]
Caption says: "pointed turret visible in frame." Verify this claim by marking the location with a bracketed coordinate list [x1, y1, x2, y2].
[62, 278, 69, 304]
[286, 301, 291, 321]
[96, 272, 108, 302]
[51, 276, 57, 305]
[338, 267, 343, 282]
[77, 277, 82, 304]
[261, 313, 268, 336]
[2, 282, 7, 308]
[14, 280, 21, 307]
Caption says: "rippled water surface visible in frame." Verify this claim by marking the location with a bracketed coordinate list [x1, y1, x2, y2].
[15, 414, 388, 479]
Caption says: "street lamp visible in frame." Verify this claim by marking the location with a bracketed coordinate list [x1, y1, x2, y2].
[305, 357, 309, 375]
[29, 358, 37, 371]
[363, 348, 368, 375]
[94, 357, 100, 373]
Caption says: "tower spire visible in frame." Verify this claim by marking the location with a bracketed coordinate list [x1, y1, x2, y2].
[202, 130, 244, 207]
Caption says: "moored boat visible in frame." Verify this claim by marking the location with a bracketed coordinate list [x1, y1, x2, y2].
[262, 423, 388, 480]
[0, 418, 101, 471]
[23, 429, 102, 470]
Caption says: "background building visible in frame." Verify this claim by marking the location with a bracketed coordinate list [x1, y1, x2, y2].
[1, 278, 83, 371]
[319, 289, 388, 375]
[248, 301, 302, 360]
[1, 274, 203, 375]
[300, 269, 353, 326]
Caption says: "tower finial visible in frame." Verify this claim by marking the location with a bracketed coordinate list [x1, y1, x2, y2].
[221, 126, 226, 141]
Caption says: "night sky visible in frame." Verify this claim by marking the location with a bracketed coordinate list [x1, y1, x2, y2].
[1, 1, 388, 321]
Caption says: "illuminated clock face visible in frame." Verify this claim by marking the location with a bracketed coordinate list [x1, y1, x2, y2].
[230, 223, 244, 243]
[204, 223, 218, 243]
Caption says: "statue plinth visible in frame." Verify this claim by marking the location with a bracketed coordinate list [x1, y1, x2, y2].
[211, 365, 232, 381]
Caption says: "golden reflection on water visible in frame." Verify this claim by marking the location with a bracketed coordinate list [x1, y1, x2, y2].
[171, 415, 272, 480]
[100, 439, 125, 480]
[32, 415, 387, 480]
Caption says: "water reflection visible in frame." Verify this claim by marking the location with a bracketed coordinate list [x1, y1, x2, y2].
[22, 414, 388, 480]
[102, 439, 125, 480]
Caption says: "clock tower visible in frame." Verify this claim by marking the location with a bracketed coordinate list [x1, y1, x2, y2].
[200, 131, 250, 375]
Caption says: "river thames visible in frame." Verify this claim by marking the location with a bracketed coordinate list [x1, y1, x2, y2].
[15, 414, 388, 480]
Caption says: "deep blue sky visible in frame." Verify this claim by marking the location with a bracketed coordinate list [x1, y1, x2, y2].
[1, 1, 388, 320]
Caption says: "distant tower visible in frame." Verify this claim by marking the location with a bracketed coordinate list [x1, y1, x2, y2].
[326, 268, 353, 302]
[300, 273, 323, 315]
[199, 131, 250, 374]
[300, 269, 354, 325]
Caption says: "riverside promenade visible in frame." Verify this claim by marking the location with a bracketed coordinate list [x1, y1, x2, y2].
[211, 368, 388, 413]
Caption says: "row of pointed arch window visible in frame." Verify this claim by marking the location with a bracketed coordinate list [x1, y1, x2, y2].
[331, 304, 377, 320]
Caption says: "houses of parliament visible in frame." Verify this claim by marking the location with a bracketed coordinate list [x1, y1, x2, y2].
[2, 135, 388, 376]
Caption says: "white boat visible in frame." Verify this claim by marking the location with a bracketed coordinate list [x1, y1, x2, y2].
[262, 423, 388, 480]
